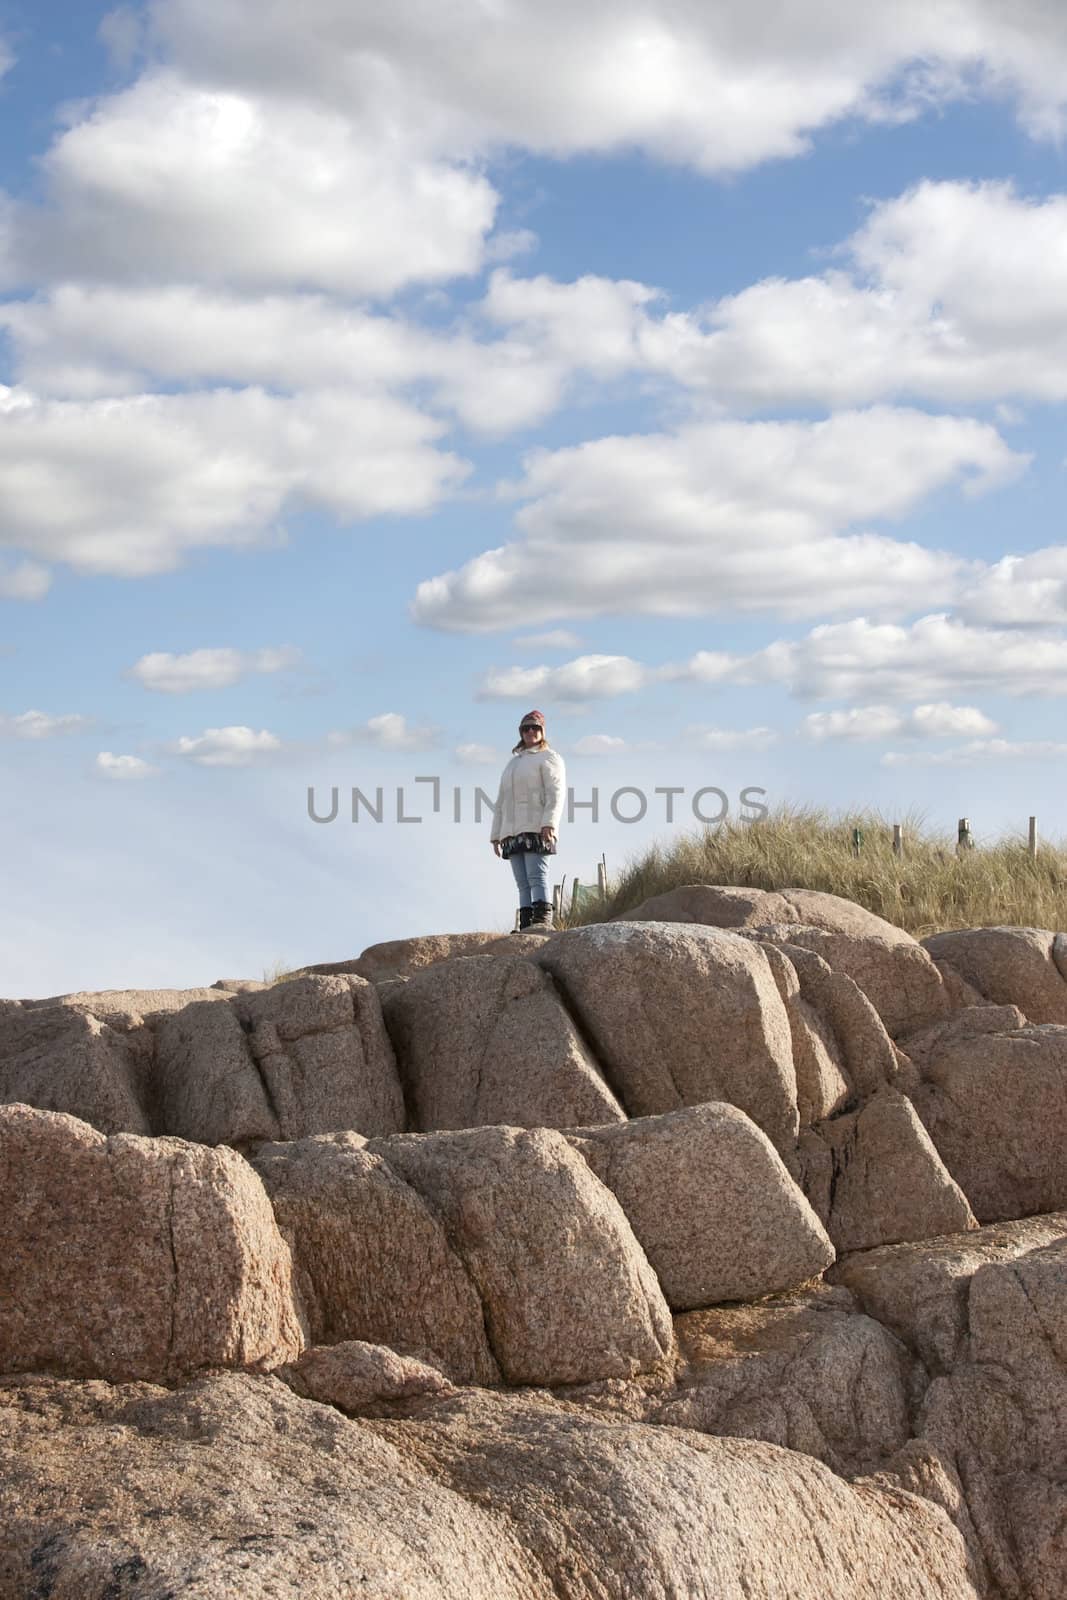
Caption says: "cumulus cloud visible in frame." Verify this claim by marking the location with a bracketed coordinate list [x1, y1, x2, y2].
[152, 0, 1067, 171]
[172, 725, 282, 765]
[728, 615, 1067, 701]
[882, 738, 1067, 767]
[512, 628, 584, 652]
[682, 725, 779, 750]
[803, 703, 999, 740]
[95, 751, 160, 779]
[477, 654, 650, 701]
[454, 742, 500, 765]
[327, 712, 439, 751]
[958, 547, 1067, 627]
[416, 409, 1024, 631]
[129, 645, 301, 693]
[571, 733, 628, 756]
[0, 710, 93, 738]
[498, 618, 1067, 709]
[7, 73, 498, 298]
[0, 385, 468, 578]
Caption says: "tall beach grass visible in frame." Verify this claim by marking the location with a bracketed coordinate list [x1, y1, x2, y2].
[564, 805, 1067, 938]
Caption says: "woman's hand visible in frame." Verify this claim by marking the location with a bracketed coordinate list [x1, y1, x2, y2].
[492, 840, 502, 856]
[540, 826, 556, 844]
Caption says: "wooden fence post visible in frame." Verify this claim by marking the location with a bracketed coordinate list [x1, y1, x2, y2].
[571, 878, 581, 915]
[851, 827, 863, 857]
[957, 817, 973, 854]
[892, 823, 903, 857]
[597, 861, 607, 895]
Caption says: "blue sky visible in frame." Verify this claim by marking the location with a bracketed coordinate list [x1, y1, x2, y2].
[3, 0, 1067, 995]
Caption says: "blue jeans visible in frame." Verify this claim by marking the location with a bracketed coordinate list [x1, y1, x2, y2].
[509, 848, 551, 906]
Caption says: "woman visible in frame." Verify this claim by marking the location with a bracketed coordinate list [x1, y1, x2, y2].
[489, 709, 566, 931]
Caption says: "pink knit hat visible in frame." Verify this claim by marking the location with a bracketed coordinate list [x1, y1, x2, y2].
[519, 709, 546, 727]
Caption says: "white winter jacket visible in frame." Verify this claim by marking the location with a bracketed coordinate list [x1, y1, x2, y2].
[489, 747, 566, 840]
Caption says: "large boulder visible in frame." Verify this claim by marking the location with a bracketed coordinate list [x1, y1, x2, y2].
[751, 937, 906, 1118]
[750, 924, 950, 1038]
[830, 1211, 1067, 1373]
[566, 1103, 833, 1309]
[0, 1103, 303, 1383]
[306, 932, 504, 983]
[154, 974, 405, 1146]
[912, 1024, 1067, 1221]
[923, 927, 1067, 1025]
[652, 1285, 917, 1476]
[253, 1132, 500, 1386]
[532, 923, 799, 1154]
[0, 1372, 551, 1599]
[614, 885, 906, 941]
[381, 954, 624, 1133]
[799, 1089, 977, 1254]
[0, 1003, 151, 1135]
[0, 1372, 985, 1600]
[18, 985, 231, 1017]
[368, 1125, 673, 1388]
[377, 1387, 983, 1600]
[278, 1340, 456, 1416]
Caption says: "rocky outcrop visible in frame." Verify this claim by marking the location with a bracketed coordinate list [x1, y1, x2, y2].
[154, 973, 405, 1146]
[253, 1132, 501, 1385]
[652, 1285, 919, 1476]
[0, 1003, 151, 1136]
[366, 1125, 674, 1386]
[799, 1089, 977, 1253]
[533, 922, 799, 1153]
[0, 1372, 986, 1600]
[912, 1024, 1067, 1221]
[566, 1103, 834, 1308]
[381, 953, 624, 1132]
[830, 1211, 1067, 1372]
[923, 928, 1067, 1024]
[278, 1340, 456, 1415]
[306, 931, 504, 983]
[0, 1103, 303, 1383]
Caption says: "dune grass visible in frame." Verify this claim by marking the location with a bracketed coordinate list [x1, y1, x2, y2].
[561, 805, 1067, 939]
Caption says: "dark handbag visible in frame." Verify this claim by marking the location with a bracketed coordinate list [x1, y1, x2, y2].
[501, 831, 556, 859]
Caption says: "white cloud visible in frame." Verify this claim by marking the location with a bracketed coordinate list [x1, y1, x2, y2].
[958, 547, 1067, 627]
[512, 628, 583, 652]
[477, 654, 649, 701]
[0, 385, 468, 578]
[95, 751, 160, 779]
[173, 725, 282, 765]
[415, 409, 1024, 631]
[0, 710, 93, 738]
[454, 742, 500, 765]
[0, 559, 51, 600]
[572, 734, 628, 756]
[328, 712, 439, 751]
[152, 0, 1067, 172]
[0, 39, 13, 81]
[682, 725, 779, 750]
[883, 738, 1067, 767]
[0, 283, 588, 435]
[129, 645, 301, 693]
[730, 615, 1067, 701]
[508, 618, 1067, 709]
[9, 73, 498, 298]
[803, 703, 998, 740]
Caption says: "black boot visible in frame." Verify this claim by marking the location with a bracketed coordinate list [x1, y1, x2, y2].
[529, 898, 554, 930]
[510, 904, 534, 933]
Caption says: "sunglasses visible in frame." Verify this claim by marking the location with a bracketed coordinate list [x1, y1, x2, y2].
[519, 724, 542, 733]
